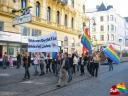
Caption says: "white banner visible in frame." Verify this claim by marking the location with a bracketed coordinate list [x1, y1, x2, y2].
[28, 32, 58, 52]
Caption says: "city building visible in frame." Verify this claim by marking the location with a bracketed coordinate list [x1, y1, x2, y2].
[0, 0, 86, 58]
[86, 2, 128, 51]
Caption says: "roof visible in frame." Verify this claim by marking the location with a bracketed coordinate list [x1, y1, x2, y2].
[96, 2, 113, 12]
[97, 2, 107, 11]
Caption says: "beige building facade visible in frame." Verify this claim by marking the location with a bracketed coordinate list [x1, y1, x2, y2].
[0, 0, 86, 58]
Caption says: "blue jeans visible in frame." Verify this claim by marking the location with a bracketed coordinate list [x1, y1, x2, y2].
[67, 68, 72, 81]
[34, 64, 39, 75]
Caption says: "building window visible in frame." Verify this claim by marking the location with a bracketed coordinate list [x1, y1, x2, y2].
[71, 17, 74, 29]
[110, 15, 114, 21]
[83, 5, 85, 13]
[56, 11, 60, 24]
[36, 1, 40, 17]
[21, 26, 30, 36]
[119, 39, 122, 43]
[107, 15, 109, 21]
[32, 29, 41, 36]
[92, 35, 96, 41]
[125, 39, 128, 47]
[0, 21, 4, 31]
[108, 25, 109, 31]
[64, 14, 67, 26]
[71, 0, 74, 8]
[100, 25, 104, 31]
[111, 24, 114, 31]
[100, 16, 104, 22]
[111, 34, 114, 41]
[100, 35, 104, 41]
[107, 34, 109, 40]
[47, 7, 51, 21]
[115, 26, 116, 32]
[21, 0, 27, 8]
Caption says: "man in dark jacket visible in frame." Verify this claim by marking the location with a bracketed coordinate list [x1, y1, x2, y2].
[17, 52, 21, 69]
[23, 53, 31, 80]
[107, 57, 113, 71]
[68, 54, 73, 82]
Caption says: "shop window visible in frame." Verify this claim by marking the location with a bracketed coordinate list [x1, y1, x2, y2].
[8, 47, 14, 56]
[0, 21, 4, 31]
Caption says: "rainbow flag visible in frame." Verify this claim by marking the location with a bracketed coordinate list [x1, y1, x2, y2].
[81, 28, 92, 54]
[103, 45, 120, 64]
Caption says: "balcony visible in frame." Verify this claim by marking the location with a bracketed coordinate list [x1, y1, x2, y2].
[31, 16, 80, 35]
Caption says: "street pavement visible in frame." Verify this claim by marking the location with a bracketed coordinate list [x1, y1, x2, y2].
[0, 62, 128, 96]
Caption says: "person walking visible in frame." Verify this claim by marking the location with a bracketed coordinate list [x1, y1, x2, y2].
[80, 54, 85, 76]
[16, 52, 21, 69]
[33, 53, 40, 75]
[92, 51, 100, 77]
[87, 55, 94, 76]
[67, 54, 73, 82]
[57, 53, 69, 87]
[23, 52, 31, 80]
[39, 53, 46, 76]
[8, 56, 13, 68]
[107, 57, 113, 71]
[73, 54, 79, 74]
[46, 53, 51, 73]
[2, 52, 8, 69]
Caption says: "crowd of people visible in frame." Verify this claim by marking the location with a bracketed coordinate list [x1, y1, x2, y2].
[1, 50, 114, 87]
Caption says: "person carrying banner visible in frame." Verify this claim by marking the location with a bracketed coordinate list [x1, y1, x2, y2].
[33, 53, 40, 75]
[39, 52, 46, 76]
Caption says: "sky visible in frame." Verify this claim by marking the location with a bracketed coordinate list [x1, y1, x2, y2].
[86, 0, 128, 17]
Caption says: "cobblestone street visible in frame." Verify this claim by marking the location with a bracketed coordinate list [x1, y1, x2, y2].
[0, 62, 128, 96]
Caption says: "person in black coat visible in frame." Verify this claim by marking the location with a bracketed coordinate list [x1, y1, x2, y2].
[107, 57, 113, 71]
[87, 55, 94, 76]
[79, 54, 85, 76]
[23, 53, 31, 80]
[16, 52, 21, 69]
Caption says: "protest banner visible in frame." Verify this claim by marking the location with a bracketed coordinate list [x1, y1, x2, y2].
[28, 32, 58, 52]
